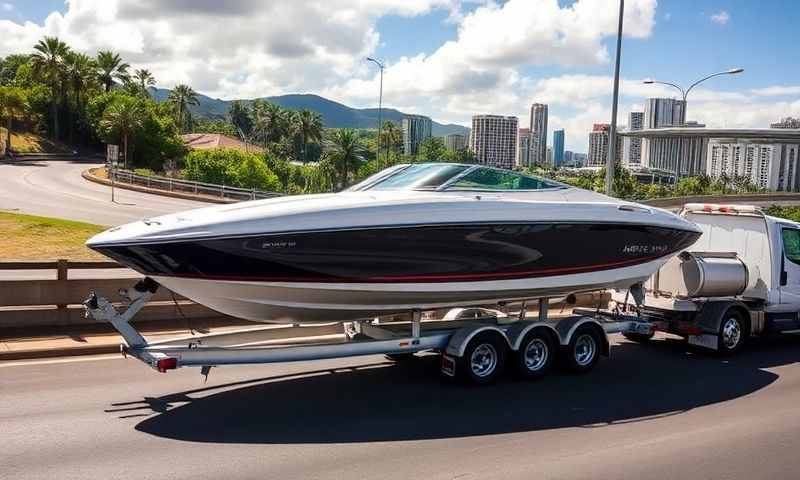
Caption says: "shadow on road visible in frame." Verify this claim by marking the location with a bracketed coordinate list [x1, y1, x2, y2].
[113, 335, 800, 444]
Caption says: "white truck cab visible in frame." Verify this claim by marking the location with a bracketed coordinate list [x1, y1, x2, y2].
[615, 203, 800, 354]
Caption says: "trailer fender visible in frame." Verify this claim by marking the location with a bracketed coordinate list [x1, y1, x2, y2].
[445, 325, 511, 358]
[556, 317, 610, 357]
[695, 301, 751, 336]
[505, 321, 560, 351]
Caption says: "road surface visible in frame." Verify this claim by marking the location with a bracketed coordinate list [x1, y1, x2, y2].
[0, 158, 208, 226]
[3, 334, 800, 479]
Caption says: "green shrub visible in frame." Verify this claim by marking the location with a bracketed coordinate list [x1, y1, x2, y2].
[183, 148, 280, 191]
[133, 168, 155, 177]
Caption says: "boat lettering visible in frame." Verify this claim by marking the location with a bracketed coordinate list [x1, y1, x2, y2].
[261, 241, 297, 249]
[623, 244, 668, 255]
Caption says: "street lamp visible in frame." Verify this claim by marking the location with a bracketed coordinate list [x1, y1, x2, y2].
[643, 68, 743, 181]
[605, 0, 625, 196]
[366, 57, 385, 164]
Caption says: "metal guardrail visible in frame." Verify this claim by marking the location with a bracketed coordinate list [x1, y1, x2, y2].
[111, 169, 283, 201]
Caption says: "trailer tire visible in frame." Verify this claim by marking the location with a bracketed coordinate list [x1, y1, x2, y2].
[456, 332, 507, 385]
[513, 329, 555, 380]
[622, 331, 655, 344]
[563, 325, 602, 374]
[717, 308, 748, 356]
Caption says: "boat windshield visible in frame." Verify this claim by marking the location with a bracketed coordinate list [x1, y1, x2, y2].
[358, 163, 565, 192]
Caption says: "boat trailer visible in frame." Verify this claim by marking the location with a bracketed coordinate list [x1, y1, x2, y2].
[84, 279, 654, 385]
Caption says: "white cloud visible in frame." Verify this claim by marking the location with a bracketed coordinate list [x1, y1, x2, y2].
[751, 85, 800, 97]
[710, 10, 730, 25]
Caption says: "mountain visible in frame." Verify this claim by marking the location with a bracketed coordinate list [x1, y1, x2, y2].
[149, 88, 469, 137]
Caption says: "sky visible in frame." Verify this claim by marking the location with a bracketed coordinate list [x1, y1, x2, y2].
[1, 0, 799, 152]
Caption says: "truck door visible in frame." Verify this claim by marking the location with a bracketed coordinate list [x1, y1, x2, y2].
[776, 228, 800, 330]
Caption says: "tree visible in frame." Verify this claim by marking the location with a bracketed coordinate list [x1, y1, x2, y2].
[30, 36, 70, 139]
[0, 86, 27, 156]
[99, 96, 145, 168]
[325, 129, 368, 188]
[0, 54, 30, 86]
[292, 109, 323, 163]
[64, 51, 97, 142]
[251, 100, 285, 147]
[96, 50, 130, 92]
[418, 137, 447, 161]
[228, 100, 252, 137]
[133, 68, 155, 92]
[167, 84, 199, 133]
[380, 120, 402, 153]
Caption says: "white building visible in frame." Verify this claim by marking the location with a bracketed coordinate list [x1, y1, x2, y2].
[641, 98, 693, 176]
[444, 133, 466, 151]
[587, 124, 609, 167]
[402, 115, 432, 156]
[623, 111, 644, 166]
[707, 140, 800, 191]
[529, 103, 548, 165]
[471, 115, 518, 170]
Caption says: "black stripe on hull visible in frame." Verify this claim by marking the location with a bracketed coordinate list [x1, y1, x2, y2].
[92, 223, 700, 283]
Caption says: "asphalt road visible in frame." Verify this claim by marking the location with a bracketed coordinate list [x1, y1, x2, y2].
[0, 158, 208, 226]
[4, 334, 800, 480]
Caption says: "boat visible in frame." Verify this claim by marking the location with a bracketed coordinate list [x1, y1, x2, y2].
[86, 163, 701, 323]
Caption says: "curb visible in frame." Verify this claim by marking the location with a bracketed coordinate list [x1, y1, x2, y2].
[82, 168, 236, 204]
[0, 344, 121, 361]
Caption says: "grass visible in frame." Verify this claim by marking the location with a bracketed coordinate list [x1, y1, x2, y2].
[0, 211, 107, 261]
[0, 127, 73, 154]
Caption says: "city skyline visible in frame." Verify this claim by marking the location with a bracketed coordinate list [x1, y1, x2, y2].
[1, 1, 797, 153]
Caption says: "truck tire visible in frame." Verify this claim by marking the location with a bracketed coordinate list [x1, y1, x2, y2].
[513, 329, 555, 380]
[563, 325, 602, 374]
[717, 308, 748, 355]
[456, 332, 507, 385]
[622, 331, 655, 344]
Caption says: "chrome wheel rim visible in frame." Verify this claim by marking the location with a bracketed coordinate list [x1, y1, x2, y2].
[574, 334, 596, 366]
[524, 339, 549, 371]
[470, 343, 498, 377]
[722, 317, 742, 349]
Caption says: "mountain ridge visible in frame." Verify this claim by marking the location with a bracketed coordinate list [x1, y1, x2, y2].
[149, 88, 469, 137]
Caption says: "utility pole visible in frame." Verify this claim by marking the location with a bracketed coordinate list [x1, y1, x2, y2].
[366, 57, 385, 165]
[605, 0, 624, 196]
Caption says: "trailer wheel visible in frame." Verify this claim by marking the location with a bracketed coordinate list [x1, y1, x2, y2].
[622, 331, 654, 344]
[457, 332, 507, 385]
[718, 309, 747, 355]
[563, 325, 602, 374]
[513, 330, 555, 380]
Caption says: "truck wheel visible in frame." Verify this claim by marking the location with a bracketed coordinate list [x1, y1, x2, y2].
[563, 325, 602, 374]
[457, 332, 507, 385]
[513, 330, 555, 380]
[718, 309, 747, 355]
[622, 331, 655, 344]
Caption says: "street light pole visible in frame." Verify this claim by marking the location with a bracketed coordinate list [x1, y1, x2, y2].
[605, 0, 624, 196]
[643, 68, 743, 181]
[366, 57, 385, 165]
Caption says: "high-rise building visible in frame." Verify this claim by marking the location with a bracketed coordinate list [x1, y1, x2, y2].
[644, 98, 686, 129]
[470, 115, 518, 170]
[402, 114, 432, 156]
[772, 117, 800, 129]
[707, 140, 800, 191]
[546, 147, 553, 166]
[553, 129, 565, 167]
[641, 122, 707, 176]
[517, 128, 531, 167]
[444, 133, 466, 151]
[641, 98, 690, 175]
[529, 103, 548, 165]
[563, 150, 574, 166]
[572, 153, 587, 167]
[588, 124, 609, 167]
[622, 111, 644, 166]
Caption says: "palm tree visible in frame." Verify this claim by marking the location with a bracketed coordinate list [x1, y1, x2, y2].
[100, 97, 145, 168]
[30, 36, 70, 139]
[133, 68, 155, 92]
[96, 50, 130, 92]
[381, 120, 402, 153]
[251, 100, 286, 148]
[0, 86, 27, 157]
[64, 52, 96, 142]
[325, 129, 367, 188]
[167, 84, 199, 133]
[292, 109, 323, 163]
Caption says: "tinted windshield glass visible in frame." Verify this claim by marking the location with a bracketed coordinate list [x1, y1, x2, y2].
[448, 167, 562, 190]
[366, 164, 470, 190]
